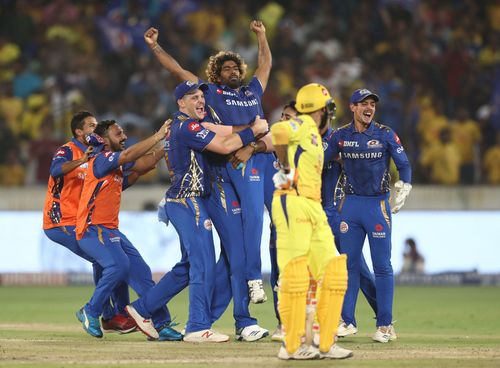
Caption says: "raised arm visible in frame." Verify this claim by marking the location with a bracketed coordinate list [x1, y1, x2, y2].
[119, 119, 171, 165]
[144, 27, 198, 83]
[250, 20, 272, 91]
[128, 144, 165, 173]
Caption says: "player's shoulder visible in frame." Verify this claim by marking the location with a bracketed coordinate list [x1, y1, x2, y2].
[373, 121, 393, 133]
[333, 123, 351, 135]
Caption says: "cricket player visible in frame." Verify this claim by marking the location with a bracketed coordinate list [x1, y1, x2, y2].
[124, 81, 269, 342]
[271, 83, 352, 360]
[324, 88, 412, 343]
[43, 111, 135, 334]
[143, 20, 271, 305]
[74, 118, 177, 339]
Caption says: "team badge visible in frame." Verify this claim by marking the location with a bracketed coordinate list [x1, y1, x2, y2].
[216, 89, 223, 94]
[340, 221, 349, 233]
[272, 160, 280, 170]
[203, 219, 212, 230]
[367, 139, 382, 148]
[322, 142, 328, 151]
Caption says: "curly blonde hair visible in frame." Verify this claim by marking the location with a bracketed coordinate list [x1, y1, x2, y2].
[205, 51, 248, 84]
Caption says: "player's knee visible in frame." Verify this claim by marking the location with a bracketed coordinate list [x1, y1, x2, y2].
[322, 255, 348, 292]
[280, 256, 310, 294]
[372, 261, 393, 277]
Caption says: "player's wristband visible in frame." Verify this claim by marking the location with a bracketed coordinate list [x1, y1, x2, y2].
[237, 128, 255, 146]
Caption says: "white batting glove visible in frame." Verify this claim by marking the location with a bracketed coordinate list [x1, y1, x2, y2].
[390, 180, 412, 213]
[273, 168, 295, 190]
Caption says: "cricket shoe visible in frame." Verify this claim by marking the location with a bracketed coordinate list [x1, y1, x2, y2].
[236, 324, 269, 342]
[277, 344, 320, 360]
[156, 322, 183, 341]
[76, 307, 103, 338]
[373, 324, 397, 343]
[125, 305, 159, 339]
[271, 324, 284, 342]
[183, 329, 229, 343]
[101, 314, 137, 334]
[248, 279, 267, 304]
[337, 320, 358, 337]
[320, 344, 353, 359]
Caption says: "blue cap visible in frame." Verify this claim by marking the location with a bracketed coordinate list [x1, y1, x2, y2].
[174, 81, 207, 101]
[350, 89, 380, 104]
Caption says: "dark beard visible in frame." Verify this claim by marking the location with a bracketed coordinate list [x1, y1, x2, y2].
[224, 77, 241, 89]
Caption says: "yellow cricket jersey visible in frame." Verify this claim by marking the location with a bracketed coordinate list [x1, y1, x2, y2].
[271, 114, 323, 201]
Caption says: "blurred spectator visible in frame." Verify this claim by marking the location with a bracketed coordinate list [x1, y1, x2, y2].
[0, 149, 26, 186]
[420, 127, 461, 185]
[28, 118, 63, 184]
[450, 108, 482, 184]
[0, 0, 498, 186]
[400, 238, 425, 275]
[483, 132, 500, 185]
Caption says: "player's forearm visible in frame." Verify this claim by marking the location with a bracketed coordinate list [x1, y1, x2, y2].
[254, 32, 272, 89]
[274, 145, 289, 170]
[257, 132, 273, 152]
[149, 43, 197, 82]
[119, 132, 163, 165]
[58, 158, 86, 176]
[130, 146, 164, 173]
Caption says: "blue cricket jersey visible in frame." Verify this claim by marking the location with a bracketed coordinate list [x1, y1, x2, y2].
[321, 127, 343, 214]
[201, 76, 264, 126]
[325, 121, 411, 196]
[165, 111, 216, 199]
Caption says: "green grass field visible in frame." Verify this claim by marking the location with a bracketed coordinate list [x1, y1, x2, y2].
[1, 285, 499, 367]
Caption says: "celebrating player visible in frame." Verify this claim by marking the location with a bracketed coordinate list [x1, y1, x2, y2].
[43, 111, 135, 334]
[324, 88, 412, 343]
[125, 81, 268, 342]
[74, 118, 177, 339]
[144, 20, 271, 304]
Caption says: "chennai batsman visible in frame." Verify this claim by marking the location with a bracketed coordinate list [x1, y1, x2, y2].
[271, 83, 352, 360]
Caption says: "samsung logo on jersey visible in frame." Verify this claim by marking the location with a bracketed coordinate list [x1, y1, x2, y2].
[225, 99, 258, 107]
[342, 152, 383, 159]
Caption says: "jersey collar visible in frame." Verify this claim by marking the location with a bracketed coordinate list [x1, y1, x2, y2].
[71, 137, 88, 152]
[349, 120, 375, 136]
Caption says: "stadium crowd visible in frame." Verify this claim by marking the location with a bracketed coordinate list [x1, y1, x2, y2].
[0, 0, 499, 186]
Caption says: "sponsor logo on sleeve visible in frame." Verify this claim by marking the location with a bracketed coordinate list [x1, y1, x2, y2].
[188, 122, 201, 132]
[55, 149, 66, 156]
[196, 129, 210, 139]
[394, 133, 401, 145]
[322, 142, 328, 151]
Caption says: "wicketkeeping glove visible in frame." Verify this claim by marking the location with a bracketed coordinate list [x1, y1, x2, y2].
[273, 168, 295, 190]
[390, 180, 412, 213]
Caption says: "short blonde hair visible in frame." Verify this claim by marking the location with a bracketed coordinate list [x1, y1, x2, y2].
[205, 51, 247, 84]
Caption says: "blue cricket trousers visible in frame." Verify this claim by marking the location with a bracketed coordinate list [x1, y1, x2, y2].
[207, 179, 257, 330]
[44, 225, 129, 320]
[78, 225, 170, 329]
[132, 198, 216, 333]
[226, 152, 268, 280]
[338, 194, 393, 327]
